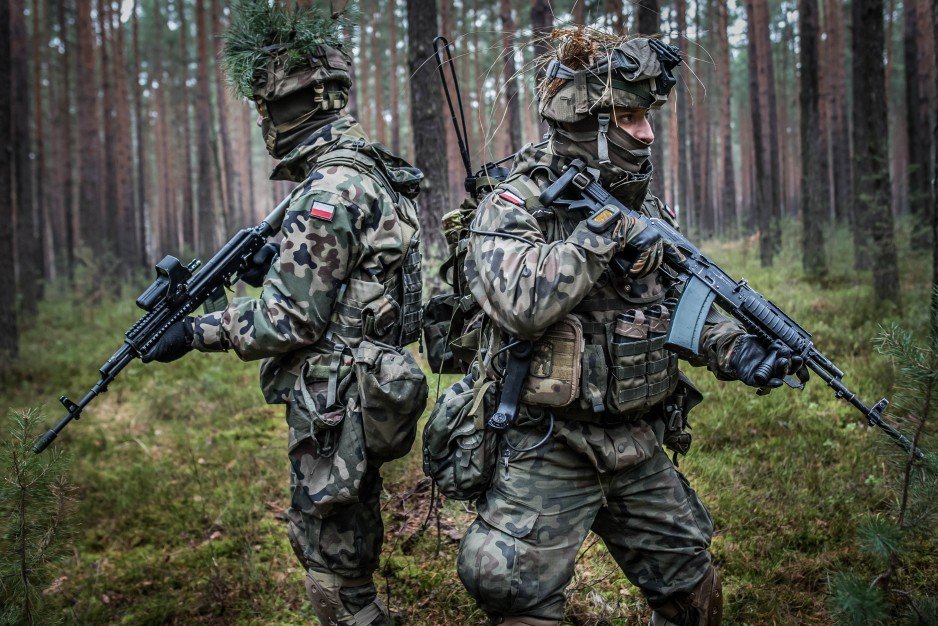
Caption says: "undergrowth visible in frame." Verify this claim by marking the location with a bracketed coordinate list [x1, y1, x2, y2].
[0, 221, 934, 625]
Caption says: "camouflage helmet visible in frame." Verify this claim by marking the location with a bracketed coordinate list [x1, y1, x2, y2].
[537, 32, 682, 124]
[222, 0, 354, 156]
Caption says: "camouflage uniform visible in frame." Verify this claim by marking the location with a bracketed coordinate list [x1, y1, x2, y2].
[192, 114, 426, 625]
[454, 36, 740, 626]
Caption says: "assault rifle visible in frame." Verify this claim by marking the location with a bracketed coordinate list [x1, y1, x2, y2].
[541, 158, 924, 460]
[32, 197, 292, 454]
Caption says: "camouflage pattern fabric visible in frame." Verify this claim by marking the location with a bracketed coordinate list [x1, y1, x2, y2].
[190, 115, 422, 622]
[457, 142, 743, 620]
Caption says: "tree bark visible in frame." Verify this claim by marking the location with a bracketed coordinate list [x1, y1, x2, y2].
[213, 0, 241, 229]
[906, 0, 934, 249]
[132, 0, 149, 265]
[11, 0, 42, 312]
[531, 0, 552, 138]
[0, 0, 19, 360]
[97, 0, 119, 255]
[745, 0, 774, 266]
[636, 0, 660, 35]
[716, 0, 736, 233]
[389, 4, 401, 154]
[110, 0, 138, 271]
[407, 0, 450, 256]
[57, 0, 76, 277]
[175, 0, 195, 249]
[32, 0, 53, 280]
[500, 0, 523, 152]
[852, 0, 900, 301]
[799, 0, 827, 277]
[676, 0, 691, 232]
[824, 0, 851, 222]
[371, 2, 387, 145]
[75, 0, 101, 257]
[194, 0, 216, 252]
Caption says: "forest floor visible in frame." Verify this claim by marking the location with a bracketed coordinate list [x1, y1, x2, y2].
[1, 224, 935, 626]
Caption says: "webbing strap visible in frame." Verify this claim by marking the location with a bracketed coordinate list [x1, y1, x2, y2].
[609, 334, 667, 357]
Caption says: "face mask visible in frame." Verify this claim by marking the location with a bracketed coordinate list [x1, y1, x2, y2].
[258, 89, 340, 159]
[606, 123, 651, 173]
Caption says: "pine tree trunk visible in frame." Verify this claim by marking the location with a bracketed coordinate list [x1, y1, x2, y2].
[175, 0, 195, 250]
[213, 0, 241, 229]
[500, 0, 522, 152]
[745, 0, 774, 266]
[389, 5, 401, 155]
[676, 0, 691, 232]
[358, 0, 372, 136]
[439, 0, 464, 203]
[57, 0, 76, 277]
[636, 0, 660, 35]
[716, 0, 736, 233]
[195, 0, 216, 252]
[11, 0, 41, 313]
[852, 0, 900, 301]
[531, 0, 552, 138]
[111, 2, 138, 271]
[407, 0, 450, 256]
[371, 3, 387, 145]
[0, 0, 19, 360]
[75, 0, 101, 256]
[824, 0, 851, 222]
[132, 0, 148, 265]
[97, 0, 119, 256]
[799, 0, 827, 277]
[906, 0, 934, 249]
[32, 0, 53, 281]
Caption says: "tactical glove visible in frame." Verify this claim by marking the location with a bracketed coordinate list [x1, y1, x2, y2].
[731, 335, 807, 389]
[614, 215, 664, 276]
[142, 317, 194, 363]
[240, 242, 279, 288]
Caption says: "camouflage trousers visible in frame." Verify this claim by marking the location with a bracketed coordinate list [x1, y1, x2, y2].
[285, 400, 385, 616]
[457, 418, 714, 621]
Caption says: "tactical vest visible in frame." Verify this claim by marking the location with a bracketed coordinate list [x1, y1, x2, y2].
[314, 140, 424, 351]
[484, 169, 682, 420]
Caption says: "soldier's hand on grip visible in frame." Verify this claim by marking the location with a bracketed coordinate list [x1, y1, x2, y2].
[241, 242, 280, 288]
[614, 215, 664, 277]
[731, 335, 807, 390]
[142, 317, 195, 363]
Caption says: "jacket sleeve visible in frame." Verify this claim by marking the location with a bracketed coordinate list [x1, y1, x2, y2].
[190, 189, 363, 360]
[689, 308, 747, 380]
[464, 193, 618, 341]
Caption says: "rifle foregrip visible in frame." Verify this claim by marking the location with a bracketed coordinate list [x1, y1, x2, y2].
[32, 429, 57, 454]
[752, 360, 775, 386]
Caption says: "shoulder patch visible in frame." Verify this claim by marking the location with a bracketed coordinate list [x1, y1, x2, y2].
[498, 190, 525, 207]
[310, 201, 336, 221]
[664, 204, 676, 219]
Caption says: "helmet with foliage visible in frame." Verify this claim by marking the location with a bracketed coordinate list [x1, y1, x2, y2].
[536, 30, 682, 207]
[222, 0, 355, 158]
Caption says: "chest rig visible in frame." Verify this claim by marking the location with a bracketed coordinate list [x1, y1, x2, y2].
[314, 140, 424, 351]
[495, 169, 682, 420]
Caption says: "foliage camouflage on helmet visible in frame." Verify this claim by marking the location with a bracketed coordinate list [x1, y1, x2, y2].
[536, 29, 682, 123]
[221, 0, 355, 101]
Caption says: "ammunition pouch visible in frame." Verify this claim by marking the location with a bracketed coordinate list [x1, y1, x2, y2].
[353, 340, 428, 463]
[423, 373, 499, 501]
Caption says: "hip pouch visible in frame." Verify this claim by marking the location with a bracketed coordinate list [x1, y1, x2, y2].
[423, 374, 499, 501]
[520, 315, 584, 407]
[354, 340, 429, 463]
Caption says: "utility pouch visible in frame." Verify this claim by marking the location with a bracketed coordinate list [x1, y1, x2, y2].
[287, 370, 367, 517]
[353, 340, 429, 463]
[520, 315, 584, 407]
[422, 374, 499, 501]
[421, 293, 461, 374]
[661, 371, 704, 463]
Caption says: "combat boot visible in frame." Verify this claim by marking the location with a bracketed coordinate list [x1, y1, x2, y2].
[493, 617, 561, 626]
[649, 567, 723, 626]
[305, 570, 390, 626]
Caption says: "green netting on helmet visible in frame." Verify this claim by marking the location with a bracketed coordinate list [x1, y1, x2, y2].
[222, 0, 357, 100]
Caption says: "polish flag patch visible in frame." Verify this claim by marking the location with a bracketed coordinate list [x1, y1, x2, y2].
[310, 201, 336, 221]
[499, 191, 524, 207]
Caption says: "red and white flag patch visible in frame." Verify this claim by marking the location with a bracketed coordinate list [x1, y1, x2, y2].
[310, 201, 336, 221]
[499, 191, 524, 207]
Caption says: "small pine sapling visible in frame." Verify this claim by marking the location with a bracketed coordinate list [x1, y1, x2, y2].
[0, 409, 75, 625]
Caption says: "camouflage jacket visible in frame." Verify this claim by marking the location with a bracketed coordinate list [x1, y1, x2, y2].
[191, 116, 421, 403]
[465, 143, 745, 422]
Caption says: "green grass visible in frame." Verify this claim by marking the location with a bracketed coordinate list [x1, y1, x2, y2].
[1, 222, 934, 625]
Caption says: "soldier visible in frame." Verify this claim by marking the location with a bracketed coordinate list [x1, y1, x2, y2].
[454, 31, 803, 626]
[142, 3, 427, 625]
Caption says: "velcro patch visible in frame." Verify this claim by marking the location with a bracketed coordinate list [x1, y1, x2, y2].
[310, 201, 336, 221]
[664, 204, 676, 219]
[499, 191, 524, 207]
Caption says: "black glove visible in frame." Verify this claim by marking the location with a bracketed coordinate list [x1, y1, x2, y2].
[240, 242, 279, 288]
[731, 335, 807, 389]
[613, 216, 663, 275]
[142, 317, 194, 363]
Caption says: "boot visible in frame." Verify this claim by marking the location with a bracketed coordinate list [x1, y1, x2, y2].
[649, 567, 723, 626]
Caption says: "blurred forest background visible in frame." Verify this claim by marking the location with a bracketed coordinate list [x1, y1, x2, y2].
[0, 0, 936, 625]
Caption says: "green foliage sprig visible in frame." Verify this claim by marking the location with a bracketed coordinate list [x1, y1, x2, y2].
[222, 0, 357, 99]
[0, 409, 75, 626]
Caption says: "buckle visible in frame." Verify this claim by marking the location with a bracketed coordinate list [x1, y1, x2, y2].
[572, 172, 592, 190]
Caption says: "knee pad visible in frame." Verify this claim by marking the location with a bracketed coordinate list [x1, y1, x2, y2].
[305, 570, 390, 626]
[649, 567, 723, 626]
